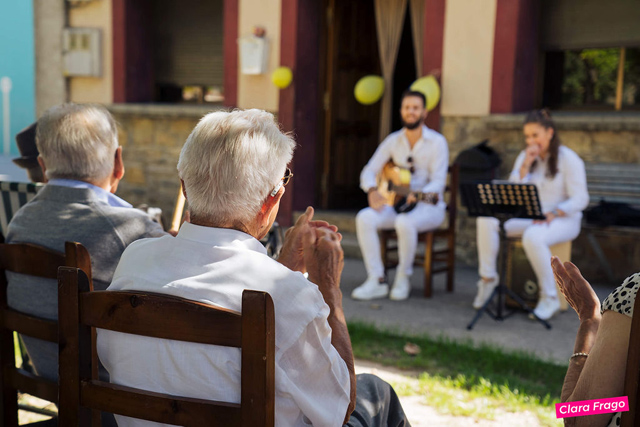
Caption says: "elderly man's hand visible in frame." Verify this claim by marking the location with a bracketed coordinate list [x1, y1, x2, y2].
[304, 227, 344, 292]
[277, 206, 339, 273]
[552, 256, 601, 322]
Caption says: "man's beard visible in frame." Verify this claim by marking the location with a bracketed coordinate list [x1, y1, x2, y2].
[402, 117, 422, 130]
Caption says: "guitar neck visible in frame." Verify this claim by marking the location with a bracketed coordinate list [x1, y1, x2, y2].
[417, 192, 439, 205]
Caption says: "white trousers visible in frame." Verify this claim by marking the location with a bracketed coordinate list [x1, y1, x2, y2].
[476, 216, 582, 298]
[356, 203, 446, 279]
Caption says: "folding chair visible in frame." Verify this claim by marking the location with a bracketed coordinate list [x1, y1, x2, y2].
[0, 241, 91, 426]
[0, 181, 43, 240]
[380, 164, 459, 298]
[58, 267, 275, 427]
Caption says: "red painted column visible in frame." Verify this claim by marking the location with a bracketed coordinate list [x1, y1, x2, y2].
[277, 0, 321, 226]
[112, 1, 153, 103]
[223, 0, 239, 108]
[423, 0, 446, 131]
[112, 0, 126, 103]
[490, 0, 540, 113]
[276, 0, 298, 226]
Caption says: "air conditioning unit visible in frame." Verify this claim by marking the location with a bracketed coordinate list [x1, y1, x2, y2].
[62, 28, 102, 77]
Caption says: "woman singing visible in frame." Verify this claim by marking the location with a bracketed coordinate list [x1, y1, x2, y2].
[473, 109, 590, 320]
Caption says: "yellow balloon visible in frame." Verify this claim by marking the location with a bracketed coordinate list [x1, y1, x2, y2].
[271, 67, 293, 89]
[354, 75, 385, 105]
[410, 75, 441, 111]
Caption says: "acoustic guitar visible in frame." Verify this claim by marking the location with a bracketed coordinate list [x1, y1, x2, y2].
[377, 161, 438, 213]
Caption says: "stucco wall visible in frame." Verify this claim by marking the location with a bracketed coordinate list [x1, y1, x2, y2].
[237, 0, 281, 111]
[68, 0, 113, 104]
[108, 105, 224, 224]
[441, 0, 497, 117]
[34, 0, 66, 117]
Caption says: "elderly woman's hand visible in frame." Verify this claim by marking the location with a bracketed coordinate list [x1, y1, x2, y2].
[304, 227, 344, 292]
[552, 256, 601, 322]
[277, 206, 340, 273]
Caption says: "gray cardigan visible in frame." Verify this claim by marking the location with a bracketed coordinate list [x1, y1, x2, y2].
[5, 184, 166, 380]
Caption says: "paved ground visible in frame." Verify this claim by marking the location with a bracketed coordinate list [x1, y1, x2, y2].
[341, 257, 614, 365]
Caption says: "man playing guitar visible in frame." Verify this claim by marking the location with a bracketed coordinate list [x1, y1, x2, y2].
[352, 90, 449, 301]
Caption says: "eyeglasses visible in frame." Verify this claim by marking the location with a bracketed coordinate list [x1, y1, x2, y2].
[407, 156, 415, 174]
[269, 167, 294, 197]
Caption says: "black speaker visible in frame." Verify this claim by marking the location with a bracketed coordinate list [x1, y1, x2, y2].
[505, 240, 539, 309]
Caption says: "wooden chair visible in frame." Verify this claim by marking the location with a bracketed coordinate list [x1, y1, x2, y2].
[380, 164, 459, 298]
[0, 241, 91, 426]
[621, 291, 640, 427]
[57, 267, 275, 427]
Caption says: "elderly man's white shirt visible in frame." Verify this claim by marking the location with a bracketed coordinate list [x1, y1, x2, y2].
[359, 124, 449, 207]
[97, 222, 350, 427]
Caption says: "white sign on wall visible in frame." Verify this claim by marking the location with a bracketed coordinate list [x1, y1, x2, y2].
[238, 36, 269, 75]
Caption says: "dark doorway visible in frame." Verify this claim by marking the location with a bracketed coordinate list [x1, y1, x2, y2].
[319, 0, 382, 210]
[391, 7, 417, 132]
[320, 1, 419, 210]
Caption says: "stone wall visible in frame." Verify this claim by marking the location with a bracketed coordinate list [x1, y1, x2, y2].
[108, 104, 223, 226]
[441, 113, 640, 285]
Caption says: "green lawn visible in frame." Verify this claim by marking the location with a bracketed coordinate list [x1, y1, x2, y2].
[348, 321, 566, 426]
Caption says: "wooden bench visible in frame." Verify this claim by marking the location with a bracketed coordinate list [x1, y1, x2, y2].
[581, 163, 640, 284]
[586, 163, 640, 208]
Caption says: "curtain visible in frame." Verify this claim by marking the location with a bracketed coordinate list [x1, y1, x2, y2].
[374, 0, 408, 140]
[409, 0, 424, 77]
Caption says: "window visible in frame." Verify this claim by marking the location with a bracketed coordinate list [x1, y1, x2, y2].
[152, 0, 224, 104]
[540, 0, 640, 111]
[543, 48, 640, 110]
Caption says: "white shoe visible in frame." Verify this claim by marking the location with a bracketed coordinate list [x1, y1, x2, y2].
[351, 277, 389, 301]
[472, 276, 499, 309]
[533, 296, 561, 320]
[390, 274, 411, 301]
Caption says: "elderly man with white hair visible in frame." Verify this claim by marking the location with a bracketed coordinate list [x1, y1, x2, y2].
[5, 103, 167, 384]
[98, 109, 411, 427]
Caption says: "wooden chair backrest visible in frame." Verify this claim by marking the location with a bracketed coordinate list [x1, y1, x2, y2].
[621, 291, 640, 427]
[0, 241, 91, 425]
[58, 267, 275, 427]
[445, 164, 459, 231]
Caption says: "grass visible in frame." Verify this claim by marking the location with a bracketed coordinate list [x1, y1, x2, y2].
[348, 321, 566, 426]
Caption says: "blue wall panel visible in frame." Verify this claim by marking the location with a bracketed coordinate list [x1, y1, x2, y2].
[0, 0, 36, 156]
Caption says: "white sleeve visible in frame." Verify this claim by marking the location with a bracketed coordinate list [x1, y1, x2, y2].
[509, 151, 528, 183]
[556, 152, 590, 215]
[275, 306, 351, 427]
[421, 136, 449, 194]
[360, 136, 394, 193]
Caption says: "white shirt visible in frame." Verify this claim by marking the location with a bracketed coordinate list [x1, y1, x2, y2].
[97, 222, 350, 427]
[508, 145, 589, 217]
[360, 125, 449, 207]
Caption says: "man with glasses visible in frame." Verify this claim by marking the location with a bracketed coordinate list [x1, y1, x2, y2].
[98, 109, 411, 427]
[352, 90, 449, 301]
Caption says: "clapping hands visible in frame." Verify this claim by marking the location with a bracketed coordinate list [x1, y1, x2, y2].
[552, 256, 601, 322]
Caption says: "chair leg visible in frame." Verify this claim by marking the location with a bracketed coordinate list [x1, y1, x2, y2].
[446, 233, 455, 293]
[380, 232, 388, 278]
[423, 232, 435, 298]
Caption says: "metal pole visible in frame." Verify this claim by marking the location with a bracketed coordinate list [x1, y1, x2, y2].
[1, 76, 12, 155]
[615, 47, 626, 111]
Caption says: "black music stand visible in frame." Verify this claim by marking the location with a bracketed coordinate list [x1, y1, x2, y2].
[461, 181, 552, 330]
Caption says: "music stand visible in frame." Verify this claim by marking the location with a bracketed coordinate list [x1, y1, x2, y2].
[461, 181, 552, 330]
